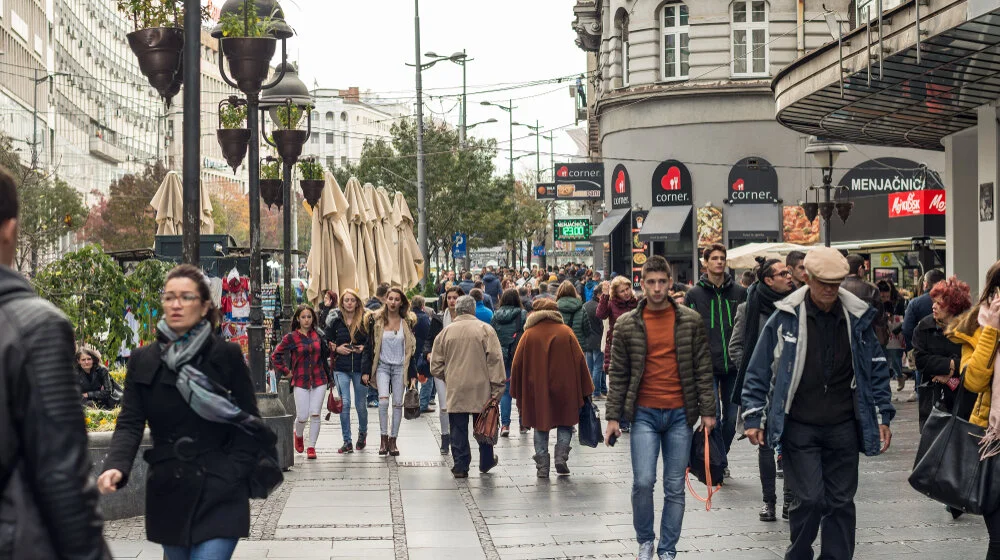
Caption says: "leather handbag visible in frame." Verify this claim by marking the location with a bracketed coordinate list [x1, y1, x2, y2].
[909, 380, 1000, 515]
[473, 396, 501, 446]
[324, 385, 343, 420]
[578, 397, 602, 448]
[403, 387, 421, 420]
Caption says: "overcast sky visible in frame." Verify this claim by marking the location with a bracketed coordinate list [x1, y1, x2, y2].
[279, 0, 587, 180]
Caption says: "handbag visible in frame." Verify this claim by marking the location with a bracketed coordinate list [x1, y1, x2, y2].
[686, 427, 723, 511]
[473, 396, 501, 446]
[324, 385, 343, 420]
[909, 379, 1000, 515]
[403, 387, 421, 420]
[578, 397, 602, 448]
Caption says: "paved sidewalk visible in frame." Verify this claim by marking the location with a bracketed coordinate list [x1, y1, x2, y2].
[106, 387, 988, 559]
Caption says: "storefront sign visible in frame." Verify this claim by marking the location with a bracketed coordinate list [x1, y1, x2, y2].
[839, 157, 943, 197]
[887, 190, 947, 218]
[535, 183, 556, 200]
[611, 164, 631, 209]
[631, 211, 649, 290]
[728, 157, 778, 204]
[651, 160, 692, 207]
[554, 162, 604, 200]
[553, 218, 592, 241]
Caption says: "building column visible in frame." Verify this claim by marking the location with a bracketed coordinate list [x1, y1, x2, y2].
[944, 129, 979, 294]
[978, 105, 1000, 293]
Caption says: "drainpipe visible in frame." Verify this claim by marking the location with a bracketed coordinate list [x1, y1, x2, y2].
[797, 0, 806, 56]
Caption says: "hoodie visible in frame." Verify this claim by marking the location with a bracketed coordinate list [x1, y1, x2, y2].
[557, 296, 590, 349]
[482, 273, 502, 302]
[685, 273, 747, 376]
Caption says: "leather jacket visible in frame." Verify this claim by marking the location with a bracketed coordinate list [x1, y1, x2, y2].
[0, 265, 110, 560]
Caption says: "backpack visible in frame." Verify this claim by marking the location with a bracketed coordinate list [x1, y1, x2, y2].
[503, 311, 526, 365]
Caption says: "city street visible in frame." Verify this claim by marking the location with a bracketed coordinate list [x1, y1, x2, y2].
[104, 387, 988, 560]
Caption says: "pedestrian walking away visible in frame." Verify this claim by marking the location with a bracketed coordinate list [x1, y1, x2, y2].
[742, 247, 895, 560]
[686, 243, 747, 462]
[362, 287, 419, 457]
[491, 288, 528, 437]
[424, 286, 463, 454]
[583, 283, 607, 399]
[0, 166, 111, 559]
[556, 281, 591, 351]
[878, 280, 909, 390]
[100, 264, 267, 560]
[904, 269, 947, 422]
[272, 305, 332, 460]
[325, 288, 371, 453]
[604, 255, 716, 560]
[511, 298, 594, 478]
[597, 275, 639, 432]
[430, 295, 506, 478]
[728, 257, 795, 522]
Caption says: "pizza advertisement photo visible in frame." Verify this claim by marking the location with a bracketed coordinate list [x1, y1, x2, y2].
[782, 205, 821, 245]
[697, 206, 723, 248]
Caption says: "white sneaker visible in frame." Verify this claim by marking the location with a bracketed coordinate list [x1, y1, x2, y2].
[637, 541, 655, 560]
[658, 553, 676, 560]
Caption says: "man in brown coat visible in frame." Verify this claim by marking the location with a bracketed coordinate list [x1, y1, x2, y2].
[430, 295, 506, 478]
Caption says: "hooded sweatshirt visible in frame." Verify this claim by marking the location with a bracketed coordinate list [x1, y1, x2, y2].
[482, 273, 502, 302]
[685, 273, 747, 376]
[557, 296, 590, 350]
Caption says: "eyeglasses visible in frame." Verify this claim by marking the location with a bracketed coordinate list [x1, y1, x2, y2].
[770, 270, 792, 278]
[161, 293, 203, 305]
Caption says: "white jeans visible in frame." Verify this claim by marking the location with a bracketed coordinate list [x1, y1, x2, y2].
[293, 385, 327, 447]
[435, 377, 449, 436]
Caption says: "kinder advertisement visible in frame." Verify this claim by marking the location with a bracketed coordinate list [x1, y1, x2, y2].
[888, 190, 947, 218]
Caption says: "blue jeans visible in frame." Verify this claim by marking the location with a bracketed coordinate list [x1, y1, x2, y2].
[630, 406, 693, 556]
[335, 371, 369, 443]
[885, 348, 905, 379]
[419, 375, 436, 410]
[585, 350, 605, 397]
[714, 375, 738, 454]
[501, 363, 513, 427]
[163, 538, 239, 560]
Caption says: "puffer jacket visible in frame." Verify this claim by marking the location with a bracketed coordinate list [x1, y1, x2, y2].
[741, 287, 896, 457]
[491, 305, 527, 365]
[685, 273, 746, 377]
[950, 323, 1000, 428]
[596, 294, 638, 373]
[557, 296, 590, 349]
[606, 298, 716, 427]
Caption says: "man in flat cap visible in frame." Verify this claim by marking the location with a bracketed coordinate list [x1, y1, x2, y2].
[741, 246, 894, 560]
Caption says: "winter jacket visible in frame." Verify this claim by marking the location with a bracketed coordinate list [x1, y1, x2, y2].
[429, 315, 506, 413]
[727, 302, 771, 406]
[913, 315, 975, 417]
[950, 324, 1000, 429]
[741, 287, 896, 457]
[104, 335, 260, 546]
[685, 274, 746, 377]
[324, 308, 370, 374]
[361, 310, 419, 387]
[606, 298, 716, 427]
[413, 308, 431, 363]
[511, 310, 594, 431]
[583, 280, 599, 303]
[582, 299, 604, 352]
[475, 301, 494, 324]
[317, 304, 334, 334]
[902, 293, 933, 351]
[365, 297, 382, 311]
[557, 296, 590, 350]
[458, 280, 475, 295]
[491, 305, 527, 365]
[841, 275, 887, 345]
[482, 274, 502, 302]
[78, 364, 116, 409]
[596, 294, 638, 373]
[0, 265, 110, 560]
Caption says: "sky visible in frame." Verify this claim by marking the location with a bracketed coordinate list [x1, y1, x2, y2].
[278, 0, 587, 181]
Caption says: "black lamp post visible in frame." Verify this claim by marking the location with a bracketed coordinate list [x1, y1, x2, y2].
[804, 136, 852, 248]
[261, 61, 313, 335]
[213, 0, 293, 392]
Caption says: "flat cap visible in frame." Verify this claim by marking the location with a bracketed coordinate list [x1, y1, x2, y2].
[804, 247, 849, 283]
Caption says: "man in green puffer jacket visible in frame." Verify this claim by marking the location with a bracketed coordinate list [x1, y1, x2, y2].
[555, 282, 590, 350]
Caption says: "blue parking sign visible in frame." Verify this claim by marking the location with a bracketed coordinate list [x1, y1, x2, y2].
[452, 233, 467, 259]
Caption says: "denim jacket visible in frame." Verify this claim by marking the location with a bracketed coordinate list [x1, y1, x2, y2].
[741, 286, 895, 457]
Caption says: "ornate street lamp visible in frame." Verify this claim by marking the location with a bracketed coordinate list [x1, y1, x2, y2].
[804, 136, 851, 247]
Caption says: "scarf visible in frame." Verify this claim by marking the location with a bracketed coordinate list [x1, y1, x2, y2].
[979, 305, 1000, 459]
[157, 319, 271, 441]
[731, 282, 789, 405]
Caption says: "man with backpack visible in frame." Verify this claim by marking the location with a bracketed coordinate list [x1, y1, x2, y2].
[0, 166, 111, 559]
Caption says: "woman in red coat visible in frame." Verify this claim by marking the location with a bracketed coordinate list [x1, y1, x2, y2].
[511, 299, 594, 478]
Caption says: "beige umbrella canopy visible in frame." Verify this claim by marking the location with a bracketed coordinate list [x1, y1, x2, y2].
[393, 192, 424, 290]
[378, 186, 403, 287]
[150, 171, 214, 235]
[306, 172, 357, 305]
[344, 177, 377, 300]
[364, 183, 397, 288]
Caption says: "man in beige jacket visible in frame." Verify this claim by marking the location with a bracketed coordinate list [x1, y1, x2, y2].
[430, 295, 507, 478]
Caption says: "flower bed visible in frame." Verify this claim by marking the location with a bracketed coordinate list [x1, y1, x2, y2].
[109, 366, 127, 387]
[85, 407, 120, 432]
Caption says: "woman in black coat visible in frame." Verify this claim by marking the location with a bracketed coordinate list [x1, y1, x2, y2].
[97, 265, 260, 560]
[76, 344, 116, 409]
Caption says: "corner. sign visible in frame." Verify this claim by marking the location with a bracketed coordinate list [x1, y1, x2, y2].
[652, 160, 692, 207]
[553, 162, 604, 200]
[728, 157, 778, 204]
[611, 164, 631, 209]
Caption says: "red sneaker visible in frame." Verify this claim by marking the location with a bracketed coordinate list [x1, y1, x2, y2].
[294, 433, 304, 454]
[306, 447, 317, 460]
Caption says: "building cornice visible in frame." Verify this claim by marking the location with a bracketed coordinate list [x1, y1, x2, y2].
[594, 80, 774, 116]
[572, 0, 602, 52]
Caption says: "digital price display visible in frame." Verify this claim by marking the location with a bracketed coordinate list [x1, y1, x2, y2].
[554, 218, 592, 241]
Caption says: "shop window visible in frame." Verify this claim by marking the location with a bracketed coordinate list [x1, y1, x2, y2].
[731, 0, 768, 76]
[661, 2, 689, 80]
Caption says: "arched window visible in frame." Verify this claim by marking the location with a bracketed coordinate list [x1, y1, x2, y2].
[340, 112, 348, 122]
[661, 2, 689, 80]
[325, 111, 334, 121]
[731, 0, 768, 76]
[616, 9, 630, 87]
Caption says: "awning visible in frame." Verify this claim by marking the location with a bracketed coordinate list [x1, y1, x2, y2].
[591, 208, 629, 239]
[638, 206, 692, 242]
[727, 203, 780, 240]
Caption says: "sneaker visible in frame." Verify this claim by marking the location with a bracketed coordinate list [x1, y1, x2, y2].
[621, 425, 630, 433]
[356, 432, 367, 450]
[429, 398, 436, 405]
[636, 540, 655, 560]
[759, 503, 777, 522]
[500, 426, 510, 438]
[338, 442, 354, 454]
[306, 447, 317, 460]
[423, 405, 436, 412]
[519, 426, 529, 434]
[451, 468, 468, 479]
[897, 376, 906, 391]
[776, 455, 783, 479]
[293, 433, 304, 454]
[657, 553, 676, 560]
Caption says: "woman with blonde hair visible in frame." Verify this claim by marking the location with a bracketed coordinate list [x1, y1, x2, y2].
[326, 288, 371, 453]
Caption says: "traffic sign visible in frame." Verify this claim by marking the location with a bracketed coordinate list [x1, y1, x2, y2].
[532, 245, 546, 257]
[452, 233, 467, 259]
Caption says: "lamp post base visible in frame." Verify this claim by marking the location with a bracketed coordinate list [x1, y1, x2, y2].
[257, 392, 294, 471]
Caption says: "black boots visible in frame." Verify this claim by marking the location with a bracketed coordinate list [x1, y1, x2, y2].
[356, 432, 367, 451]
[760, 503, 777, 522]
[440, 434, 450, 455]
[378, 435, 389, 456]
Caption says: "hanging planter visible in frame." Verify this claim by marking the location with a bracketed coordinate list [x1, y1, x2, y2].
[260, 158, 283, 210]
[272, 130, 308, 163]
[216, 2, 283, 95]
[266, 100, 312, 164]
[217, 97, 250, 173]
[298, 159, 325, 209]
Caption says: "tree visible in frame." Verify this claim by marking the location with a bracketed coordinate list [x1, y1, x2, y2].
[126, 259, 173, 345]
[0, 133, 88, 274]
[212, 181, 250, 246]
[87, 162, 167, 251]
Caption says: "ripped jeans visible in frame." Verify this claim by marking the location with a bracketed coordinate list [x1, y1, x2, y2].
[377, 362, 404, 437]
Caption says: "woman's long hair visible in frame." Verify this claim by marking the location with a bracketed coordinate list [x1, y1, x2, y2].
[290, 305, 317, 333]
[339, 289, 367, 341]
[953, 261, 1000, 336]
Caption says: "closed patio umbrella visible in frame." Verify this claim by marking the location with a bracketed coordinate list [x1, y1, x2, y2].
[344, 177, 377, 300]
[378, 186, 403, 287]
[150, 171, 183, 235]
[393, 192, 424, 290]
[364, 183, 397, 288]
[306, 172, 357, 305]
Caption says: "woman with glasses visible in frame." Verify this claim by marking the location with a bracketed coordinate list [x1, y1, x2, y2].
[97, 264, 261, 560]
[272, 305, 332, 460]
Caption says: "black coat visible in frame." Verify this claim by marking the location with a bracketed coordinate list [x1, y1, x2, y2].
[103, 335, 260, 547]
[77, 364, 114, 408]
[912, 314, 978, 418]
[685, 274, 746, 376]
[325, 309, 369, 374]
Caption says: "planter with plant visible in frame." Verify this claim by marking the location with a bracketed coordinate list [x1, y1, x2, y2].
[218, 2, 280, 94]
[217, 97, 250, 172]
[298, 159, 325, 208]
[271, 102, 311, 164]
[260, 157, 283, 210]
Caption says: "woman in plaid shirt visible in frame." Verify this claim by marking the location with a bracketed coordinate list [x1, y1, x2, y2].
[272, 305, 331, 459]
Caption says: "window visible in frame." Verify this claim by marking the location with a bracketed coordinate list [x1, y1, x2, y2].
[616, 9, 630, 87]
[342, 132, 347, 145]
[325, 133, 334, 144]
[731, 0, 768, 76]
[326, 156, 335, 169]
[341, 156, 347, 166]
[661, 3, 689, 80]
[325, 111, 334, 121]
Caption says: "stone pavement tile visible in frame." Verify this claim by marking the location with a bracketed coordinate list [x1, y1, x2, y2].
[277, 505, 392, 526]
[273, 526, 392, 539]
[491, 533, 557, 547]
[498, 545, 568, 560]
[904, 538, 989, 557]
[405, 513, 477, 532]
[284, 489, 388, 509]
[408, 546, 487, 560]
[262, 542, 335, 558]
[684, 548, 781, 559]
[851, 541, 921, 556]
[489, 523, 570, 538]
[872, 521, 983, 541]
[406, 529, 483, 548]
[558, 540, 631, 556]
[685, 533, 761, 551]
[108, 541, 142, 558]
[397, 467, 456, 490]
